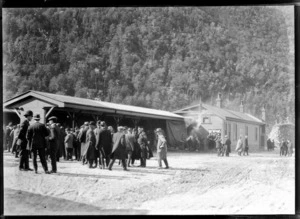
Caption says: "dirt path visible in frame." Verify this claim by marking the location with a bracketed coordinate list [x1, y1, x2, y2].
[3, 151, 295, 215]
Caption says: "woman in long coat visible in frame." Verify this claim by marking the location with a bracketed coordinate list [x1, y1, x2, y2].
[156, 128, 169, 169]
[235, 136, 243, 156]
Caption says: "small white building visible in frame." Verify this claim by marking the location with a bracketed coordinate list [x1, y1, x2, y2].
[174, 93, 267, 151]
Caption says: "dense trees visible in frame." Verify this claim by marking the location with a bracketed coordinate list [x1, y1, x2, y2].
[3, 7, 294, 127]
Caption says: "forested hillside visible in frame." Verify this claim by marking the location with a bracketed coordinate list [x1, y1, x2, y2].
[2, 7, 294, 127]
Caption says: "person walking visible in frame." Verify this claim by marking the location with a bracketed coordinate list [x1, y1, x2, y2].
[235, 136, 243, 156]
[64, 128, 74, 161]
[48, 116, 60, 173]
[17, 110, 34, 171]
[224, 135, 231, 157]
[243, 135, 249, 156]
[108, 126, 128, 171]
[125, 127, 135, 167]
[83, 121, 97, 168]
[26, 114, 50, 174]
[155, 128, 169, 169]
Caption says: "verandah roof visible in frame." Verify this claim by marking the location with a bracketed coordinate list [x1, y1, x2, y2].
[4, 90, 184, 121]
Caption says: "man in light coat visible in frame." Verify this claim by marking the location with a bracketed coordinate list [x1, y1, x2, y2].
[155, 128, 169, 169]
[235, 136, 243, 156]
[125, 127, 135, 167]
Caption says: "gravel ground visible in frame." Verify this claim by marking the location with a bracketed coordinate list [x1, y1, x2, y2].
[3, 150, 295, 215]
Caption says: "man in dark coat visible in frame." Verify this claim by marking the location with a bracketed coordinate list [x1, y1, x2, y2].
[131, 128, 141, 165]
[138, 127, 148, 167]
[26, 114, 50, 174]
[83, 121, 97, 168]
[48, 116, 60, 173]
[108, 126, 128, 171]
[72, 127, 80, 161]
[243, 135, 249, 156]
[95, 121, 112, 169]
[56, 124, 66, 161]
[224, 135, 231, 157]
[78, 122, 89, 164]
[267, 138, 271, 151]
[17, 110, 33, 171]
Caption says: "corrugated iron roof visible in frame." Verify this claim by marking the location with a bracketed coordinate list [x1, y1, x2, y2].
[4, 90, 183, 120]
[174, 103, 264, 125]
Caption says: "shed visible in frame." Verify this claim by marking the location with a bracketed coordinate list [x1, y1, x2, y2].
[3, 90, 187, 148]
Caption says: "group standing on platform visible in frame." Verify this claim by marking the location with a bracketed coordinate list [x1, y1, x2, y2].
[4, 112, 169, 174]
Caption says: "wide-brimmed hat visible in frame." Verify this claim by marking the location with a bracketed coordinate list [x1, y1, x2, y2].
[48, 116, 57, 122]
[33, 114, 41, 120]
[84, 121, 89, 126]
[24, 110, 33, 117]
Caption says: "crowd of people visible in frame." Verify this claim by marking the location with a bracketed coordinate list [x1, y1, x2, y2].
[3, 110, 169, 174]
[207, 132, 232, 157]
[279, 139, 293, 157]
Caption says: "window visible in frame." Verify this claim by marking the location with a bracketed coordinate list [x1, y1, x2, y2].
[224, 122, 227, 135]
[255, 127, 258, 141]
[202, 116, 211, 124]
[245, 125, 248, 136]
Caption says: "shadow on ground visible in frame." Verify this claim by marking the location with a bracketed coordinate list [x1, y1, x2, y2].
[4, 188, 148, 215]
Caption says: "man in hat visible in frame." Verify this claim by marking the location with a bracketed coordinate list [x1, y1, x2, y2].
[125, 127, 135, 167]
[108, 126, 128, 171]
[78, 121, 89, 164]
[95, 121, 112, 169]
[11, 124, 21, 158]
[27, 114, 50, 174]
[48, 116, 60, 173]
[5, 122, 13, 152]
[224, 135, 231, 157]
[155, 128, 169, 169]
[243, 135, 249, 156]
[64, 128, 74, 161]
[138, 127, 148, 167]
[83, 121, 97, 168]
[235, 135, 243, 156]
[72, 127, 80, 161]
[56, 123, 66, 161]
[17, 110, 33, 171]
